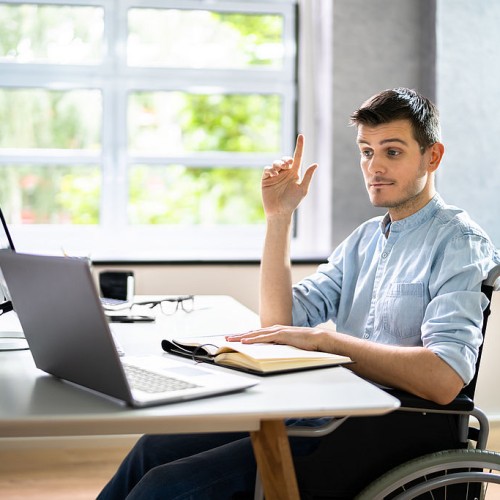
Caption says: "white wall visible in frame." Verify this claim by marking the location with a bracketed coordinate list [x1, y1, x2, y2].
[330, 0, 436, 246]
[436, 0, 500, 248]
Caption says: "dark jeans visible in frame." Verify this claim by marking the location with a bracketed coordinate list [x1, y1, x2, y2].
[97, 412, 461, 500]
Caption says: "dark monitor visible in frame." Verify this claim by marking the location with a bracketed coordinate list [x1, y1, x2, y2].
[0, 208, 28, 350]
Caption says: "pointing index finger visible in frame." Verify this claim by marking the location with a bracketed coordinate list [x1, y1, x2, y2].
[292, 134, 305, 173]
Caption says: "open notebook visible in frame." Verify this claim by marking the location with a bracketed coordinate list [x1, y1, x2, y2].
[162, 335, 352, 376]
[0, 251, 258, 407]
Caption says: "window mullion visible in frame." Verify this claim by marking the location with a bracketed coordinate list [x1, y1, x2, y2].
[99, 0, 129, 229]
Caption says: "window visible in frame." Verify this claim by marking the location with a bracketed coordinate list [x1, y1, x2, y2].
[0, 0, 302, 260]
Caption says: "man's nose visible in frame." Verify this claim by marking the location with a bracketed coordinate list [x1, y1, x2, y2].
[367, 154, 386, 174]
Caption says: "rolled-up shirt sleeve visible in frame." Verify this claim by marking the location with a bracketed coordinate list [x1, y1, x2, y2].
[421, 234, 496, 385]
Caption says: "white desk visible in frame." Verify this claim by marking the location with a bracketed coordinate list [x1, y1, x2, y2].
[0, 295, 400, 499]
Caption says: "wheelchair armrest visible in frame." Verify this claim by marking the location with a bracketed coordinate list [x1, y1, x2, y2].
[383, 388, 475, 413]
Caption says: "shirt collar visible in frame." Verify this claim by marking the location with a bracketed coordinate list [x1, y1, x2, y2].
[379, 193, 445, 236]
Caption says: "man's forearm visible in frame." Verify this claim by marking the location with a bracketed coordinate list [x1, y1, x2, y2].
[317, 331, 464, 405]
[259, 216, 294, 327]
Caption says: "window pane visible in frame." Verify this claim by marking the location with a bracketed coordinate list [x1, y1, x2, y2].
[129, 92, 281, 154]
[0, 165, 101, 224]
[0, 3, 103, 64]
[128, 9, 284, 69]
[0, 88, 101, 149]
[129, 165, 264, 225]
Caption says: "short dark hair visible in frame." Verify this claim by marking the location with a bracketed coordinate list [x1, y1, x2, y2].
[349, 88, 441, 151]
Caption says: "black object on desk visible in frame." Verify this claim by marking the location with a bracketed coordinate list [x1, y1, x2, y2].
[99, 270, 135, 302]
[107, 314, 155, 323]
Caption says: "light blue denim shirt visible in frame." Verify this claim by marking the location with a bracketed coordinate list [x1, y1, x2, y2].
[292, 194, 499, 385]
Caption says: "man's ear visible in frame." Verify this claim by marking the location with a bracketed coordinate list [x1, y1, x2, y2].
[427, 142, 445, 173]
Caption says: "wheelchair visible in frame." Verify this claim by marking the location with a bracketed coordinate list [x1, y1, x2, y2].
[255, 263, 500, 499]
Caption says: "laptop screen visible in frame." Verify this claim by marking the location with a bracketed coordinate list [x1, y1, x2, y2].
[0, 208, 15, 314]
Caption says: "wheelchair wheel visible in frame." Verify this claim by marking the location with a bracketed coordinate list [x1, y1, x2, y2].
[355, 448, 500, 499]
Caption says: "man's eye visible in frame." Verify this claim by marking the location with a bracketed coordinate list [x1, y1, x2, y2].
[361, 150, 373, 158]
[387, 149, 401, 157]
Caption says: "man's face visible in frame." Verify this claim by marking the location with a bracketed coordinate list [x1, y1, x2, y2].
[356, 119, 439, 221]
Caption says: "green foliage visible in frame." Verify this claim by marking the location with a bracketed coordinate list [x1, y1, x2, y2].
[213, 13, 283, 66]
[180, 94, 281, 152]
[128, 92, 281, 153]
[129, 165, 264, 225]
[0, 3, 102, 63]
[127, 9, 283, 68]
[0, 165, 100, 224]
[0, 88, 100, 149]
[216, 13, 282, 40]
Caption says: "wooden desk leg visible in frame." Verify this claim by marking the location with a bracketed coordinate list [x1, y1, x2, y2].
[250, 419, 300, 500]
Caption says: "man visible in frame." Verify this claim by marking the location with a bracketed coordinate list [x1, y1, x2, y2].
[98, 88, 499, 499]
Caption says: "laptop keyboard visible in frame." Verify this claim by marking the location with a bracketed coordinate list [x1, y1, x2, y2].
[123, 364, 200, 393]
[101, 297, 130, 310]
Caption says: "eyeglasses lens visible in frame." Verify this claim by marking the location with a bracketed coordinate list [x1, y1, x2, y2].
[159, 297, 194, 315]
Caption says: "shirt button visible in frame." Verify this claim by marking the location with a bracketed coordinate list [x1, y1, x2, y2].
[381, 252, 388, 259]
[363, 333, 370, 339]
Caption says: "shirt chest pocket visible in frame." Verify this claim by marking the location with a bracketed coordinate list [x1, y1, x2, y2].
[380, 282, 425, 340]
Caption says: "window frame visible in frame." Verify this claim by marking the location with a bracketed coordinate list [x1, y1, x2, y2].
[0, 0, 330, 261]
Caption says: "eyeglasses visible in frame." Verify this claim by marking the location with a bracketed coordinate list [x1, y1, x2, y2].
[136, 295, 195, 315]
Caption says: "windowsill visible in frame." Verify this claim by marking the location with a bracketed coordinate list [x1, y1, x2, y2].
[9, 224, 331, 265]
[91, 255, 328, 266]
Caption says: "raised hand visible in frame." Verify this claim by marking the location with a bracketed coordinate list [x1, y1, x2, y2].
[261, 134, 318, 219]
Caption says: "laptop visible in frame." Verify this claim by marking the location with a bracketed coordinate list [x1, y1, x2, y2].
[0, 251, 258, 407]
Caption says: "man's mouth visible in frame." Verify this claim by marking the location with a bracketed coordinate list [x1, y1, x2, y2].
[369, 181, 394, 188]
